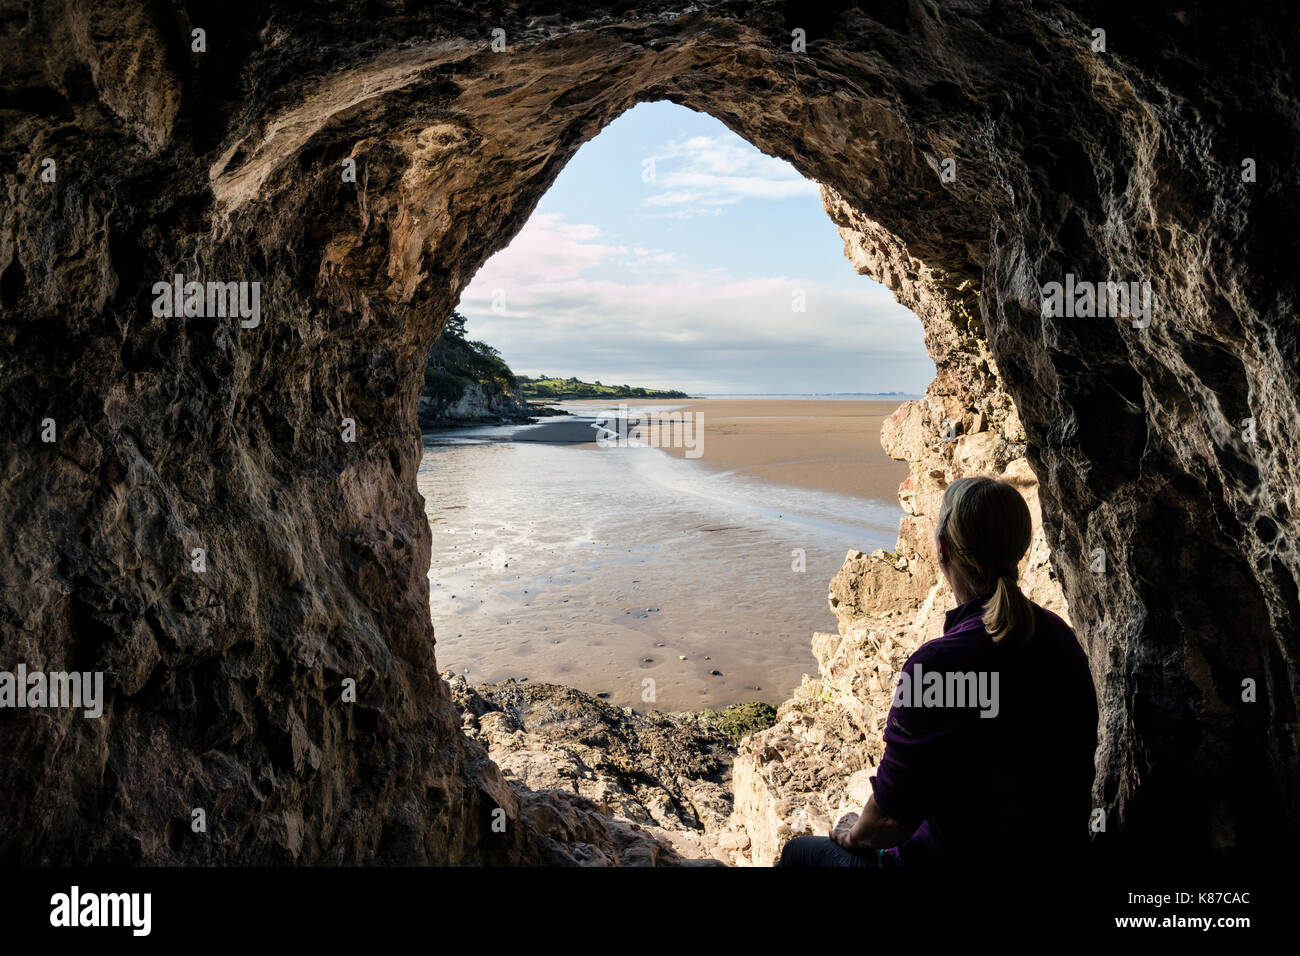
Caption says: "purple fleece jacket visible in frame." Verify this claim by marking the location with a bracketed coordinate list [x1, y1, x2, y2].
[869, 597, 1098, 866]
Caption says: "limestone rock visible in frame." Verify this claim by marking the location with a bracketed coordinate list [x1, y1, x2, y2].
[447, 676, 736, 834]
[416, 382, 533, 429]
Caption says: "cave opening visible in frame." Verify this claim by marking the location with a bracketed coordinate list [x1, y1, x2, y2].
[202, 44, 1080, 861]
[407, 94, 1075, 861]
[420, 99, 946, 718]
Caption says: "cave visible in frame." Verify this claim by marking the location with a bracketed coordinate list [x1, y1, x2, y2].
[1, 1, 1296, 866]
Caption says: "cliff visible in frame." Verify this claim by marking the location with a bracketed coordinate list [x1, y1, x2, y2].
[417, 382, 533, 429]
[418, 312, 535, 427]
[1, 0, 1296, 864]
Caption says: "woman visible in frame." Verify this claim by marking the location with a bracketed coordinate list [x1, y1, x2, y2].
[779, 475, 1098, 867]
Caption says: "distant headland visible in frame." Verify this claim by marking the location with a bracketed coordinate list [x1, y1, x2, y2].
[519, 375, 690, 400]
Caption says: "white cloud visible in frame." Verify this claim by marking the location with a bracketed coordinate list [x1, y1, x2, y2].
[473, 212, 626, 284]
[641, 135, 820, 216]
[456, 212, 930, 393]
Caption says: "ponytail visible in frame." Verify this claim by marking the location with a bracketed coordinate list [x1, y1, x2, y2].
[936, 477, 1037, 645]
[982, 567, 1035, 646]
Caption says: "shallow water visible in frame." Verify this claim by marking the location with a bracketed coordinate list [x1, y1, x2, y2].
[419, 426, 901, 711]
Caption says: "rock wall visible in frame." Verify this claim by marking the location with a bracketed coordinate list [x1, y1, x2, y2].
[2, 1, 1296, 863]
[417, 382, 532, 429]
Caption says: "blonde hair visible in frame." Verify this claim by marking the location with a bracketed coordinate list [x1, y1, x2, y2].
[936, 476, 1036, 645]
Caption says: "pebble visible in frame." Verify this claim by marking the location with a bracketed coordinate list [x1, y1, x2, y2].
[710, 669, 722, 676]
[679, 655, 687, 660]
[642, 657, 653, 663]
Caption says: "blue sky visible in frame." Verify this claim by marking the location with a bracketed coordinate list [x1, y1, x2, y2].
[456, 101, 932, 395]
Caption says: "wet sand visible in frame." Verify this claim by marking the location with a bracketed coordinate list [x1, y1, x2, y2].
[424, 398, 913, 711]
[560, 398, 909, 501]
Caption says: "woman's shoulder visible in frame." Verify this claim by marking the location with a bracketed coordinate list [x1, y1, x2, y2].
[906, 623, 992, 671]
[1026, 602, 1093, 675]
[1032, 602, 1072, 629]
[903, 601, 1082, 661]
[908, 602, 1078, 663]
[1030, 602, 1084, 644]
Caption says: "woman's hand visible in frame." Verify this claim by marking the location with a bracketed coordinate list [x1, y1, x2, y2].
[829, 797, 913, 853]
[829, 812, 863, 851]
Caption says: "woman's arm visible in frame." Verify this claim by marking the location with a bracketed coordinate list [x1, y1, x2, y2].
[833, 642, 974, 854]
[829, 795, 916, 851]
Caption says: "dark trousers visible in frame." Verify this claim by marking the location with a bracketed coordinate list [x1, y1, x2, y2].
[778, 835, 899, 867]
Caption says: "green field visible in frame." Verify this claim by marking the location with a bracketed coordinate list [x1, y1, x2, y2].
[519, 375, 689, 400]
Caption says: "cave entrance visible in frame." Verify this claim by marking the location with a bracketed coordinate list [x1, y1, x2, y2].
[202, 30, 1075, 862]
[418, 100, 939, 715]
[178, 9, 1296, 862]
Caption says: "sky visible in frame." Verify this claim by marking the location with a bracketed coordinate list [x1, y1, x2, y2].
[455, 100, 932, 395]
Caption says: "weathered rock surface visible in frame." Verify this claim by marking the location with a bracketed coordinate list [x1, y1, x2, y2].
[1, 1, 1296, 864]
[447, 676, 735, 830]
[416, 382, 533, 429]
[446, 675, 745, 863]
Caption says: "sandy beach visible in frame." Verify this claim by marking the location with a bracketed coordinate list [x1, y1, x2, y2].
[560, 398, 909, 501]
[422, 397, 914, 710]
